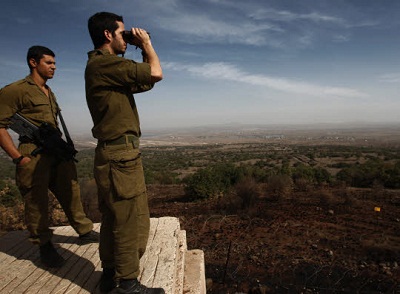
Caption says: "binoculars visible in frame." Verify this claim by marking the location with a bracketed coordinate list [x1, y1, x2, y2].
[122, 30, 150, 44]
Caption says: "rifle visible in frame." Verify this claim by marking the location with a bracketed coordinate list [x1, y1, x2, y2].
[9, 113, 78, 162]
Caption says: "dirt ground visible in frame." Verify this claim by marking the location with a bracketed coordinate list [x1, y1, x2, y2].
[147, 184, 400, 294]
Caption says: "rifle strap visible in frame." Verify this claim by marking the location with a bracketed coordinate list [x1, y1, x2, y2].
[58, 111, 74, 146]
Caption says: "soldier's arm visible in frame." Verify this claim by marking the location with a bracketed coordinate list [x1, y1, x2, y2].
[132, 28, 163, 83]
[141, 42, 162, 84]
[0, 128, 30, 165]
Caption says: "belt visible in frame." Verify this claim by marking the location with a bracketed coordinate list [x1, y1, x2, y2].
[99, 135, 139, 147]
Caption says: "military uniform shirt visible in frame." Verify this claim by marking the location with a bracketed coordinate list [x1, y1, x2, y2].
[0, 75, 60, 129]
[85, 49, 153, 142]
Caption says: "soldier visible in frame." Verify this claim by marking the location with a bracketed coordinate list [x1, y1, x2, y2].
[85, 12, 163, 293]
[0, 45, 99, 268]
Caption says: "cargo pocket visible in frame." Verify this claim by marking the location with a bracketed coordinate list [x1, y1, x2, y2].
[110, 151, 146, 199]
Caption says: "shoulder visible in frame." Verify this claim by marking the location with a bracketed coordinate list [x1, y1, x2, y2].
[0, 78, 27, 95]
[86, 53, 137, 76]
[2, 78, 27, 88]
[88, 49, 134, 64]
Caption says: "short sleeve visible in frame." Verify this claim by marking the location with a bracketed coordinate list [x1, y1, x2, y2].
[0, 85, 20, 128]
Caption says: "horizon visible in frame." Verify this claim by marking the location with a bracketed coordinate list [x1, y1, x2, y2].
[69, 120, 400, 139]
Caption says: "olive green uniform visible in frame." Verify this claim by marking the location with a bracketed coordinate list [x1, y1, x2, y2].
[0, 76, 93, 245]
[85, 49, 153, 280]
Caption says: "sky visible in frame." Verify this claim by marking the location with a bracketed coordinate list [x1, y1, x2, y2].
[1, 0, 400, 135]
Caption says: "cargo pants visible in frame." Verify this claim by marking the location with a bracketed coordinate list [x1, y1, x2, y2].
[94, 136, 150, 280]
[16, 142, 93, 245]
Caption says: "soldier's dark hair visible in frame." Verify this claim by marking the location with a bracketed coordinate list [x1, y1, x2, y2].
[88, 12, 124, 49]
[27, 45, 55, 70]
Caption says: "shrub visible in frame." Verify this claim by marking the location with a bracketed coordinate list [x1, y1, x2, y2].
[237, 164, 268, 182]
[234, 177, 260, 209]
[0, 204, 25, 231]
[294, 177, 313, 192]
[154, 171, 180, 185]
[0, 181, 22, 207]
[316, 189, 339, 208]
[184, 163, 241, 200]
[266, 174, 293, 200]
[292, 164, 332, 186]
[337, 159, 400, 188]
[216, 192, 243, 214]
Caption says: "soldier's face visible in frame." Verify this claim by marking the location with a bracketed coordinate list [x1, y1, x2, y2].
[33, 55, 56, 80]
[111, 21, 127, 55]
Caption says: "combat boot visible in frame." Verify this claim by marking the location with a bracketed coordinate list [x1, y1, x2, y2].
[39, 241, 65, 268]
[79, 230, 100, 244]
[117, 279, 165, 294]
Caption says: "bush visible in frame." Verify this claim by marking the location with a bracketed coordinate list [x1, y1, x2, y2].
[234, 177, 260, 209]
[145, 170, 179, 185]
[316, 189, 339, 208]
[0, 204, 25, 231]
[184, 163, 241, 200]
[294, 177, 313, 192]
[292, 164, 332, 186]
[0, 181, 21, 207]
[237, 164, 268, 182]
[337, 159, 400, 188]
[266, 174, 293, 200]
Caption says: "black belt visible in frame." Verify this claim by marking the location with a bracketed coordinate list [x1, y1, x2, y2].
[99, 135, 139, 147]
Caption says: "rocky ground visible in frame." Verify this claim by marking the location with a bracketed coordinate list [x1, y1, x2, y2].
[147, 185, 400, 294]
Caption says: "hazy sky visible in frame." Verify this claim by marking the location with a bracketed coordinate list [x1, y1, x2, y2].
[1, 0, 399, 134]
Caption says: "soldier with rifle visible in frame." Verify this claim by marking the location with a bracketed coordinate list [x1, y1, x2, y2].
[0, 45, 99, 268]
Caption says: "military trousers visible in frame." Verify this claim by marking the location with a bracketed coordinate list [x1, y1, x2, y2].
[16, 143, 93, 245]
[94, 138, 150, 280]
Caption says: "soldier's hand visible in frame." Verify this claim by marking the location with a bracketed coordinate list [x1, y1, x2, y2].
[130, 28, 151, 49]
[19, 156, 31, 166]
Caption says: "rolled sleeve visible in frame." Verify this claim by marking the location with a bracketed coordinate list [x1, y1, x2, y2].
[0, 86, 19, 128]
[129, 62, 152, 85]
[87, 51, 152, 91]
